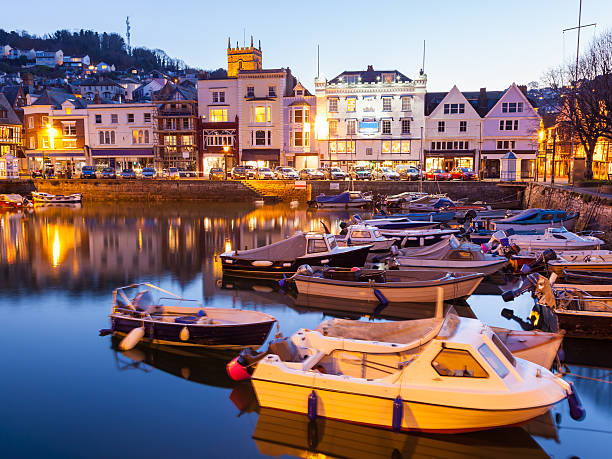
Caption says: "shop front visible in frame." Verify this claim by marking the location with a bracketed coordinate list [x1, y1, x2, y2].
[424, 150, 475, 172]
[293, 154, 319, 170]
[90, 148, 154, 171]
[27, 151, 86, 174]
[240, 149, 280, 168]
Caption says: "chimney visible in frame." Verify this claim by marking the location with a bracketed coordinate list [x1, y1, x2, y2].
[366, 65, 374, 72]
[478, 88, 487, 114]
[518, 85, 527, 96]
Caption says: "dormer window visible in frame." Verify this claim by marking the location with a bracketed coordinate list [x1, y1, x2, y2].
[382, 73, 395, 83]
[296, 90, 303, 96]
[345, 74, 359, 84]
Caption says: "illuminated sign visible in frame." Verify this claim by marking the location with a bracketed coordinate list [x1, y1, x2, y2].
[359, 121, 378, 134]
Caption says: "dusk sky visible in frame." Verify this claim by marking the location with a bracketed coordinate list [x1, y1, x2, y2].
[3, 0, 611, 91]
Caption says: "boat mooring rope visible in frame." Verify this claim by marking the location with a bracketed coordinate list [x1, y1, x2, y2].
[559, 365, 612, 385]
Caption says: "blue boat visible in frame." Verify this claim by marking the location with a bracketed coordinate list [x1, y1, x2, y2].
[309, 191, 371, 209]
[492, 208, 579, 232]
[372, 211, 455, 223]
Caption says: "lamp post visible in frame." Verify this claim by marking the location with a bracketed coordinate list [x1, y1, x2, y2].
[223, 145, 230, 179]
[551, 129, 557, 185]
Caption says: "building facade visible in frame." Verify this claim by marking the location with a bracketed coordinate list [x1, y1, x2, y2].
[0, 93, 22, 158]
[86, 103, 155, 169]
[314, 66, 426, 171]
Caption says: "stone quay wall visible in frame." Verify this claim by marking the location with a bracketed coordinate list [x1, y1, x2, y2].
[0, 179, 35, 195]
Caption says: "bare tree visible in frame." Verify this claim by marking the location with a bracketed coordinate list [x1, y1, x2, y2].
[545, 29, 612, 179]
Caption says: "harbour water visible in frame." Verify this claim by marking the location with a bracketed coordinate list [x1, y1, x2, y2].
[0, 202, 610, 458]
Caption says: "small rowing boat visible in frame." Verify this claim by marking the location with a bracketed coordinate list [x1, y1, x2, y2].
[31, 191, 82, 204]
[0, 194, 30, 209]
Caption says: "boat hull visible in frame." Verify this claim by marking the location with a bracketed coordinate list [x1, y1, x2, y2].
[111, 315, 275, 348]
[493, 216, 578, 232]
[395, 259, 507, 276]
[294, 273, 483, 303]
[555, 309, 612, 340]
[252, 378, 555, 433]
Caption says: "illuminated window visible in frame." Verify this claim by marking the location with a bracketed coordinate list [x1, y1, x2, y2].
[347, 98, 356, 112]
[382, 120, 391, 135]
[210, 109, 228, 122]
[329, 99, 338, 112]
[65, 107, 72, 115]
[346, 140, 354, 153]
[382, 73, 394, 83]
[401, 97, 411, 111]
[294, 132, 303, 147]
[382, 140, 391, 153]
[401, 140, 410, 153]
[255, 106, 266, 123]
[431, 348, 488, 378]
[392, 141, 400, 153]
[304, 110, 309, 123]
[182, 135, 193, 145]
[329, 120, 338, 137]
[305, 131, 310, 147]
[63, 138, 76, 149]
[329, 141, 337, 154]
[337, 141, 346, 153]
[382, 98, 392, 111]
[42, 136, 50, 149]
[41, 116, 49, 127]
[29, 136, 35, 149]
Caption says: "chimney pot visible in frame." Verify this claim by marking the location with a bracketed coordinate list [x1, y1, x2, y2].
[367, 65, 374, 72]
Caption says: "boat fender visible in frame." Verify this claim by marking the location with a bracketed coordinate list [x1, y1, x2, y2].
[307, 390, 318, 421]
[567, 382, 586, 421]
[180, 326, 190, 341]
[119, 326, 145, 351]
[480, 243, 489, 253]
[392, 396, 403, 432]
[373, 288, 389, 306]
[226, 356, 253, 381]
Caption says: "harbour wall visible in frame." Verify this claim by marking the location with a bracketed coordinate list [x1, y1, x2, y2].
[0, 179, 35, 195]
[523, 183, 612, 244]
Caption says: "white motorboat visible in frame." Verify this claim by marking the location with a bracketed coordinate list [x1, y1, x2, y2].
[334, 223, 395, 253]
[491, 208, 579, 232]
[379, 228, 460, 248]
[250, 309, 577, 432]
[31, 191, 82, 204]
[292, 266, 483, 303]
[390, 235, 508, 275]
[485, 228, 603, 252]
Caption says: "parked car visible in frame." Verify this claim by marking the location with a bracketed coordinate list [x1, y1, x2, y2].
[209, 168, 225, 180]
[373, 167, 400, 181]
[121, 169, 136, 179]
[299, 168, 325, 180]
[80, 165, 97, 179]
[141, 167, 156, 179]
[275, 167, 299, 180]
[425, 169, 452, 181]
[100, 167, 117, 179]
[43, 168, 56, 179]
[450, 167, 478, 180]
[168, 167, 180, 179]
[349, 166, 372, 180]
[231, 166, 248, 180]
[396, 165, 422, 181]
[178, 168, 197, 178]
[244, 165, 257, 179]
[321, 167, 347, 180]
[256, 167, 274, 180]
[31, 169, 44, 178]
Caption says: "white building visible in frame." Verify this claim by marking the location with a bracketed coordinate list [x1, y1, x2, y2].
[63, 55, 91, 68]
[284, 81, 318, 170]
[314, 65, 427, 171]
[86, 103, 155, 169]
[35, 50, 63, 67]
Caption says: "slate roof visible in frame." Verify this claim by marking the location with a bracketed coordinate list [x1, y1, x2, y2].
[0, 85, 23, 108]
[74, 78, 122, 87]
[425, 90, 505, 117]
[0, 93, 22, 125]
[328, 66, 412, 84]
[32, 88, 88, 109]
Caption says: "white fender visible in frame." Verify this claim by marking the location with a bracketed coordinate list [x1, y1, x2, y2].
[252, 260, 273, 267]
[119, 326, 145, 351]
[180, 326, 190, 341]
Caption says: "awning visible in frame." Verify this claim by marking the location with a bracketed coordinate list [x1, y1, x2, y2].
[90, 148, 154, 157]
[241, 149, 280, 161]
[424, 150, 475, 158]
[26, 151, 85, 158]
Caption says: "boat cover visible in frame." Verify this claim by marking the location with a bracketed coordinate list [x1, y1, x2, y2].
[233, 233, 307, 261]
[316, 192, 350, 204]
[495, 208, 571, 224]
[1, 194, 24, 203]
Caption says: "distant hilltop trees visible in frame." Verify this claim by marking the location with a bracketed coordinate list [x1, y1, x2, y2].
[0, 28, 187, 72]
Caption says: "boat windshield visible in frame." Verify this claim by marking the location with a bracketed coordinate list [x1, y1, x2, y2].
[326, 235, 337, 250]
[478, 344, 509, 378]
[435, 306, 460, 340]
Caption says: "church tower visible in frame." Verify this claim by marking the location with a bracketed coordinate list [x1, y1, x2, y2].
[227, 36, 262, 78]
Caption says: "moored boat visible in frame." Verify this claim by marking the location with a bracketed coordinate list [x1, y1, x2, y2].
[483, 228, 603, 252]
[309, 191, 371, 209]
[379, 227, 460, 248]
[31, 191, 82, 204]
[249, 309, 578, 432]
[334, 223, 395, 253]
[0, 194, 30, 209]
[220, 232, 371, 279]
[492, 208, 579, 232]
[546, 250, 612, 276]
[104, 283, 277, 349]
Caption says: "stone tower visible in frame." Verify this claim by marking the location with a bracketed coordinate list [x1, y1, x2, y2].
[227, 36, 262, 78]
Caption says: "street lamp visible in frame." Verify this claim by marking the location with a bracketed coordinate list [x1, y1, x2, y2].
[223, 145, 230, 179]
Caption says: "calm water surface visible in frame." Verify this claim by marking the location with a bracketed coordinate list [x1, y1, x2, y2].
[0, 202, 610, 458]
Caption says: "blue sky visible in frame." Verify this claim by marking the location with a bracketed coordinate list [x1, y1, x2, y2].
[3, 0, 610, 91]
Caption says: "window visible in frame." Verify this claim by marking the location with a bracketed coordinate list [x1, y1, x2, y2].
[210, 108, 227, 122]
[392, 141, 400, 153]
[65, 107, 72, 115]
[346, 139, 353, 152]
[95, 114, 102, 124]
[499, 120, 518, 131]
[41, 116, 49, 127]
[28, 116, 34, 129]
[255, 106, 266, 123]
[304, 110, 309, 123]
[478, 344, 509, 378]
[401, 97, 411, 111]
[182, 135, 193, 145]
[246, 86, 255, 98]
[294, 109, 303, 124]
[443, 103, 465, 114]
[305, 131, 310, 147]
[459, 121, 467, 132]
[268, 86, 276, 97]
[308, 239, 329, 254]
[63, 138, 76, 149]
[497, 140, 516, 150]
[401, 140, 410, 153]
[502, 102, 524, 113]
[329, 141, 337, 154]
[401, 119, 411, 135]
[382, 73, 394, 83]
[267, 130, 271, 145]
[382, 140, 391, 153]
[344, 74, 359, 84]
[42, 136, 50, 149]
[438, 121, 445, 132]
[347, 119, 356, 135]
[62, 122, 76, 136]
[382, 120, 391, 135]
[212, 91, 226, 103]
[294, 131, 303, 147]
[183, 118, 190, 129]
[144, 130, 150, 143]
[382, 97, 392, 111]
[329, 120, 338, 137]
[127, 113, 134, 123]
[431, 348, 488, 378]
[255, 130, 266, 145]
[29, 136, 35, 149]
[347, 98, 356, 112]
[165, 135, 177, 151]
[144, 113, 151, 123]
[329, 99, 338, 112]
[366, 147, 373, 156]
[111, 114, 118, 124]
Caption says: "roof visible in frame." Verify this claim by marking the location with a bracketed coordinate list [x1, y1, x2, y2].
[0, 93, 21, 125]
[153, 82, 197, 101]
[74, 78, 122, 88]
[32, 88, 88, 109]
[328, 66, 412, 85]
[425, 89, 505, 117]
[0, 85, 23, 108]
[238, 69, 286, 75]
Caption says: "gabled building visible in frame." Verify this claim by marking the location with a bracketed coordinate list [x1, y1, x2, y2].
[0, 93, 22, 160]
[315, 65, 426, 170]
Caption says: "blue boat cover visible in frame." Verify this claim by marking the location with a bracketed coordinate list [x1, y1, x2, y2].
[316, 192, 351, 204]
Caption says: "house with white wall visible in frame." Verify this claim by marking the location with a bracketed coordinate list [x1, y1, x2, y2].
[35, 50, 63, 67]
[284, 81, 318, 170]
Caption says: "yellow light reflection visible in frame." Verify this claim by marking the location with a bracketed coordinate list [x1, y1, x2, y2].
[224, 240, 232, 252]
[314, 114, 328, 140]
[52, 228, 60, 267]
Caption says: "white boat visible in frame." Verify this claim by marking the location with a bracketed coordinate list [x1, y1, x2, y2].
[545, 250, 612, 276]
[486, 228, 603, 252]
[335, 223, 395, 253]
[310, 191, 372, 209]
[390, 235, 508, 275]
[0, 194, 30, 209]
[293, 267, 483, 303]
[250, 309, 575, 433]
[492, 208, 579, 232]
[31, 191, 82, 204]
[379, 228, 460, 248]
